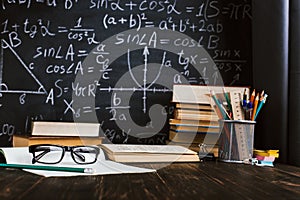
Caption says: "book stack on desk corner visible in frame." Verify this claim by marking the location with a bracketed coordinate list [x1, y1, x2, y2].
[13, 121, 104, 147]
[168, 85, 221, 157]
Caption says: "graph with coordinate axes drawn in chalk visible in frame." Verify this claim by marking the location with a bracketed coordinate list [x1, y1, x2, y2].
[98, 47, 173, 115]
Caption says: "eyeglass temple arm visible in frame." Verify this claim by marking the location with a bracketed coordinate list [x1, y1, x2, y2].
[32, 149, 51, 164]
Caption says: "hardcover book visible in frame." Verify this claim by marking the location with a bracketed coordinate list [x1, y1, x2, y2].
[99, 144, 200, 163]
[31, 121, 100, 137]
[13, 135, 104, 147]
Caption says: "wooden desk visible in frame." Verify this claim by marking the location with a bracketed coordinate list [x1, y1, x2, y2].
[0, 162, 299, 200]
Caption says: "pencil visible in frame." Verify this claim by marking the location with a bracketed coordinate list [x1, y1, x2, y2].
[220, 103, 232, 120]
[254, 94, 268, 120]
[250, 89, 255, 104]
[223, 87, 232, 114]
[251, 94, 259, 121]
[210, 90, 228, 120]
[0, 163, 94, 174]
[260, 90, 265, 98]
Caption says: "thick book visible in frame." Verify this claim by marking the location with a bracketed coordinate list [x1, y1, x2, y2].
[169, 130, 219, 144]
[169, 119, 219, 127]
[99, 144, 200, 163]
[13, 135, 104, 147]
[175, 109, 216, 116]
[31, 121, 100, 137]
[172, 85, 249, 104]
[170, 125, 219, 133]
[173, 111, 219, 121]
[175, 103, 213, 111]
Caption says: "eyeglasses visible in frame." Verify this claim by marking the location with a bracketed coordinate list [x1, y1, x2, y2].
[29, 144, 100, 165]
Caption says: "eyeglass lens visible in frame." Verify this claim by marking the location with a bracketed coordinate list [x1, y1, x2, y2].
[72, 146, 99, 164]
[33, 145, 64, 164]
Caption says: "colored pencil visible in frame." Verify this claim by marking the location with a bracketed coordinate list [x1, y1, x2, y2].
[251, 95, 259, 121]
[254, 94, 268, 120]
[250, 89, 255, 104]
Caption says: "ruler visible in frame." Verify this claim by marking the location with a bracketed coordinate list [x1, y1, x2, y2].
[229, 91, 253, 161]
[230, 91, 245, 120]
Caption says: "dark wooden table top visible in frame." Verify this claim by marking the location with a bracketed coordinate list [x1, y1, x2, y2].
[0, 161, 299, 200]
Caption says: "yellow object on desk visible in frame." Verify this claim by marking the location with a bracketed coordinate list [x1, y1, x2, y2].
[253, 149, 279, 158]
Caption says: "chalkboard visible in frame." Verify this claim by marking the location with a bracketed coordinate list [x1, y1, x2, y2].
[0, 0, 252, 146]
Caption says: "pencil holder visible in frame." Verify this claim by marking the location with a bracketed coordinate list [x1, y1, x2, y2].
[218, 120, 256, 163]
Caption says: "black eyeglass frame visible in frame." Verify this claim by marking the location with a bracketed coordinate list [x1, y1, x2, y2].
[29, 144, 100, 165]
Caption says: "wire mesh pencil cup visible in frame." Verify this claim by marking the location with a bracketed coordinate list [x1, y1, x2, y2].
[218, 120, 256, 163]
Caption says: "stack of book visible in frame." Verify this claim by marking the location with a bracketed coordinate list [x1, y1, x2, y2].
[168, 85, 250, 157]
[168, 85, 221, 156]
[13, 121, 103, 147]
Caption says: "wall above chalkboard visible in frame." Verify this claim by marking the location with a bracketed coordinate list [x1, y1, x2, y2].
[0, 0, 252, 146]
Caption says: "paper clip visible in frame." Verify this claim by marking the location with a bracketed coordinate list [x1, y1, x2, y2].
[198, 143, 215, 161]
[243, 158, 258, 165]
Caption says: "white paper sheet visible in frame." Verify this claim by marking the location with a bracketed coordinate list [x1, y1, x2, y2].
[0, 147, 156, 177]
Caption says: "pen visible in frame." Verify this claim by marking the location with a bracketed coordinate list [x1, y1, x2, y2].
[0, 163, 94, 174]
[243, 89, 248, 102]
[245, 101, 253, 120]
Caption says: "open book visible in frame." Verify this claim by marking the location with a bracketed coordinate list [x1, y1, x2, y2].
[0, 147, 155, 177]
[99, 144, 200, 163]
